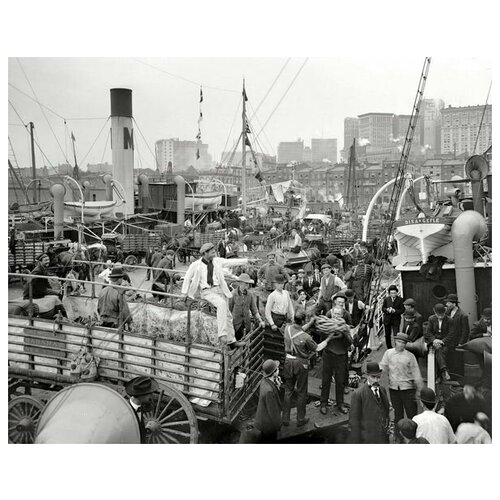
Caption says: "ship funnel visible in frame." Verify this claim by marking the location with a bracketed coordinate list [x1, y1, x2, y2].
[110, 88, 134, 216]
[465, 155, 488, 214]
[49, 183, 66, 239]
[451, 210, 487, 324]
[174, 175, 186, 225]
[137, 174, 150, 211]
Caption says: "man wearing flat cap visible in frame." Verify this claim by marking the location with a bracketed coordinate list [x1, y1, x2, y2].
[181, 242, 257, 348]
[125, 376, 159, 443]
[257, 251, 289, 292]
[425, 303, 455, 382]
[254, 359, 283, 443]
[470, 308, 492, 340]
[317, 263, 346, 315]
[402, 298, 423, 332]
[382, 285, 404, 349]
[380, 332, 423, 427]
[349, 362, 390, 444]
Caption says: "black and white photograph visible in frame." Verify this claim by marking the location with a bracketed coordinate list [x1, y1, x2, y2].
[2, 1, 497, 498]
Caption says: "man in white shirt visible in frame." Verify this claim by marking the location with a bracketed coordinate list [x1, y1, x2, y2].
[265, 275, 294, 330]
[413, 387, 456, 444]
[181, 243, 256, 348]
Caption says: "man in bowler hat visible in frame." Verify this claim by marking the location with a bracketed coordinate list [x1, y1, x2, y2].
[125, 376, 159, 443]
[349, 362, 390, 444]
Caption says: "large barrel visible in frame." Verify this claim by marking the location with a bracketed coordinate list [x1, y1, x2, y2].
[35, 383, 141, 444]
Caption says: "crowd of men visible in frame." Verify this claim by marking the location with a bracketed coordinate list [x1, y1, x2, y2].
[16, 219, 492, 444]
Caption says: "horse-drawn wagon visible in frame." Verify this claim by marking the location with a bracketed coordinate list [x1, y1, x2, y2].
[8, 273, 264, 444]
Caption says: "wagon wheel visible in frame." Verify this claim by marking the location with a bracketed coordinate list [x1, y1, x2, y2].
[143, 382, 198, 444]
[123, 254, 138, 273]
[8, 395, 44, 444]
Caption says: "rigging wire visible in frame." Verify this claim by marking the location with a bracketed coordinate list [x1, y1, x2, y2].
[247, 102, 275, 155]
[132, 58, 239, 93]
[100, 128, 111, 165]
[79, 117, 111, 166]
[472, 80, 492, 155]
[220, 98, 242, 164]
[16, 58, 71, 165]
[256, 58, 309, 140]
[249, 57, 291, 122]
[132, 118, 159, 167]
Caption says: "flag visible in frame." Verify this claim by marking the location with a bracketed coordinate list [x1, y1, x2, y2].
[245, 123, 251, 134]
[71, 131, 76, 141]
[255, 170, 263, 182]
[243, 88, 248, 102]
[245, 137, 251, 147]
[198, 112, 203, 125]
[200, 87, 203, 103]
[196, 130, 201, 140]
[196, 149, 200, 160]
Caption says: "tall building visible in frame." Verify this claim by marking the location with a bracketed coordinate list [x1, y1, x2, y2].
[392, 115, 421, 145]
[277, 139, 304, 164]
[303, 146, 312, 163]
[440, 104, 492, 156]
[344, 117, 360, 150]
[358, 113, 394, 148]
[155, 138, 212, 172]
[311, 138, 337, 163]
[420, 98, 445, 154]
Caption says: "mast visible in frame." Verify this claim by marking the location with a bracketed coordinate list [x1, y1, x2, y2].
[241, 79, 247, 214]
[29, 122, 37, 203]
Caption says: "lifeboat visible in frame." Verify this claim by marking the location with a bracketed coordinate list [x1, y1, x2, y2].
[64, 200, 118, 219]
[185, 192, 222, 210]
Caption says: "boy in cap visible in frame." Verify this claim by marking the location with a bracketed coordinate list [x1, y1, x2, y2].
[382, 285, 405, 349]
[181, 242, 256, 348]
[254, 359, 283, 443]
[349, 362, 390, 444]
[470, 308, 492, 340]
[380, 332, 423, 426]
[229, 273, 265, 340]
[425, 303, 455, 381]
[402, 298, 423, 331]
[412, 387, 456, 444]
[265, 275, 294, 331]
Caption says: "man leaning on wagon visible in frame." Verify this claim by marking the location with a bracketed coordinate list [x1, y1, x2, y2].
[98, 265, 132, 330]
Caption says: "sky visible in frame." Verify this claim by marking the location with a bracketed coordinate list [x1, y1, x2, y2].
[8, 56, 492, 171]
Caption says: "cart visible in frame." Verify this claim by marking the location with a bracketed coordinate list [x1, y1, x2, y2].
[8, 273, 264, 444]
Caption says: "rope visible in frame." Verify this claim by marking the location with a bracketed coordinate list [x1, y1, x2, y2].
[220, 98, 242, 165]
[472, 80, 492, 155]
[79, 117, 111, 166]
[16, 58, 71, 165]
[132, 117, 158, 165]
[255, 58, 309, 140]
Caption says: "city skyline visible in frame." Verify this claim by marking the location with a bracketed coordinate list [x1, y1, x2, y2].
[8, 57, 491, 171]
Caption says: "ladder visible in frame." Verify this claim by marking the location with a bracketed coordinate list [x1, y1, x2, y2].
[367, 57, 432, 305]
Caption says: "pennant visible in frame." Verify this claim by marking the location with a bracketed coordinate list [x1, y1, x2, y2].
[245, 137, 252, 147]
[196, 149, 200, 160]
[243, 88, 248, 102]
[71, 131, 76, 141]
[255, 170, 263, 183]
[245, 124, 251, 134]
[198, 112, 203, 125]
[196, 130, 201, 140]
[200, 87, 203, 103]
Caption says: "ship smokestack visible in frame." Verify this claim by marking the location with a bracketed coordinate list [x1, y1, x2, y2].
[110, 88, 134, 216]
[451, 210, 487, 324]
[174, 175, 185, 225]
[50, 183, 66, 239]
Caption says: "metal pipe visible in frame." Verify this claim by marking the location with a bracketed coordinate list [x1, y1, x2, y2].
[362, 178, 396, 241]
[49, 183, 66, 239]
[451, 210, 487, 324]
[103, 174, 113, 201]
[137, 174, 150, 211]
[174, 175, 186, 225]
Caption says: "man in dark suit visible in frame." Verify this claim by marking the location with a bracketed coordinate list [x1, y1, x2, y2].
[382, 285, 405, 348]
[349, 362, 390, 444]
[402, 298, 424, 331]
[445, 293, 470, 376]
[302, 269, 320, 299]
[424, 303, 455, 381]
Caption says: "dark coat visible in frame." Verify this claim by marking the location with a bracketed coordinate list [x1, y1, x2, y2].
[302, 277, 320, 297]
[382, 296, 405, 326]
[254, 378, 282, 436]
[448, 307, 470, 345]
[425, 315, 455, 347]
[349, 383, 390, 444]
[470, 318, 490, 341]
[400, 319, 423, 342]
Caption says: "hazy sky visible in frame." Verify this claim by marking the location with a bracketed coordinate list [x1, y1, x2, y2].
[8, 57, 491, 171]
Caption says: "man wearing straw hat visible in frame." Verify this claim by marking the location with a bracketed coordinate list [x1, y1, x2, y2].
[97, 265, 131, 329]
[181, 243, 256, 348]
[229, 273, 265, 340]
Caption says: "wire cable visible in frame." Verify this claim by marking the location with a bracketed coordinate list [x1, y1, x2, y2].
[472, 80, 492, 155]
[79, 117, 111, 166]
